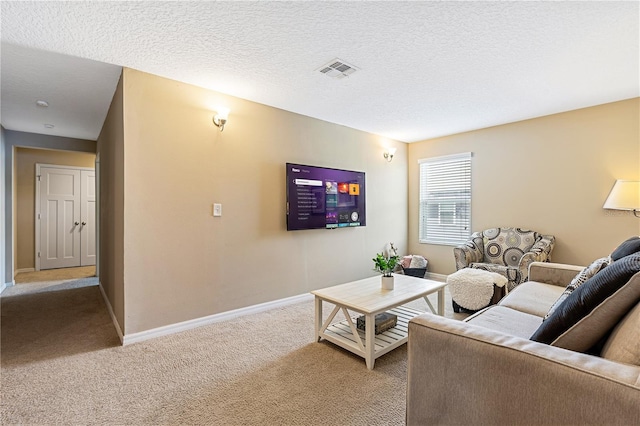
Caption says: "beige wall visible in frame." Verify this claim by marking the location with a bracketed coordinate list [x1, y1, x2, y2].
[408, 98, 640, 275]
[121, 68, 407, 334]
[15, 148, 95, 270]
[1, 127, 5, 287]
[97, 72, 125, 331]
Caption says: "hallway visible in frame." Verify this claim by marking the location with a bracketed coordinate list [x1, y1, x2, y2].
[1, 274, 117, 367]
[14, 266, 96, 284]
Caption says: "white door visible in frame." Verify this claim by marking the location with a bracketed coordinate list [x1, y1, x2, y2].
[80, 170, 96, 266]
[39, 167, 81, 269]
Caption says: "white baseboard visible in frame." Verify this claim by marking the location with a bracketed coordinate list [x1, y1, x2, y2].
[1, 280, 15, 295]
[122, 292, 314, 346]
[425, 272, 448, 282]
[15, 268, 35, 274]
[98, 281, 124, 345]
[104, 274, 448, 346]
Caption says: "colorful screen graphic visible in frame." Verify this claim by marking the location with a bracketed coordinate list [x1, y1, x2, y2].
[286, 163, 366, 231]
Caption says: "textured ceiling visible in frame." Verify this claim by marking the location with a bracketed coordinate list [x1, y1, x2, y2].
[1, 1, 638, 142]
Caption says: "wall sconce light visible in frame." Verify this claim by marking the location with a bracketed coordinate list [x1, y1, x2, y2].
[603, 180, 640, 217]
[212, 108, 230, 132]
[383, 147, 397, 163]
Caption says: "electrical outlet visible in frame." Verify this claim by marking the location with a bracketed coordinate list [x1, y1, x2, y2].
[213, 203, 222, 217]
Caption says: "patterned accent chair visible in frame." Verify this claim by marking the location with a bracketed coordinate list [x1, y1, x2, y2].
[453, 227, 555, 291]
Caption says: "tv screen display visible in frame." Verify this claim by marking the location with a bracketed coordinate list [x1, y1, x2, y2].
[286, 163, 366, 231]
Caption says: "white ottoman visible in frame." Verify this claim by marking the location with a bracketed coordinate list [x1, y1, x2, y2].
[447, 268, 509, 313]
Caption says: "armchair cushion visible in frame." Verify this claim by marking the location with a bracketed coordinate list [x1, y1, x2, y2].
[469, 263, 520, 285]
[482, 228, 538, 266]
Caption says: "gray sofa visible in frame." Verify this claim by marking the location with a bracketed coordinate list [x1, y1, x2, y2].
[406, 261, 640, 425]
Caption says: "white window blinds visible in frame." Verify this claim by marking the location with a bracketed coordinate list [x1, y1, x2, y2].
[419, 152, 472, 245]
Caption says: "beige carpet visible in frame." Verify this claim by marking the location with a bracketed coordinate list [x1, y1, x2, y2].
[14, 266, 96, 284]
[1, 278, 466, 425]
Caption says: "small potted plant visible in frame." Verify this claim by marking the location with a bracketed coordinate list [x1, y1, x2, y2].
[373, 243, 400, 290]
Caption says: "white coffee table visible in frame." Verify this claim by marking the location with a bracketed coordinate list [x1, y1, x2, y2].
[311, 274, 446, 369]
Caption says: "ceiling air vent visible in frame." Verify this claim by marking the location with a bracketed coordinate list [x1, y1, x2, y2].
[317, 58, 359, 79]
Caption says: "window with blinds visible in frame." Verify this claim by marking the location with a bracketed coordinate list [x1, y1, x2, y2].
[418, 152, 472, 245]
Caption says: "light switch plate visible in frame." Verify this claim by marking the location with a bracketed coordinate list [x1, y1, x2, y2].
[213, 203, 222, 217]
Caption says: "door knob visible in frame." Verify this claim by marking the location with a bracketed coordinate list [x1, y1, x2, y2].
[82, 222, 86, 226]
[74, 221, 79, 226]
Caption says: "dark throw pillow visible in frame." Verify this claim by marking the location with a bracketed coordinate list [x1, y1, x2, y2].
[530, 253, 640, 350]
[611, 236, 640, 261]
[544, 256, 610, 320]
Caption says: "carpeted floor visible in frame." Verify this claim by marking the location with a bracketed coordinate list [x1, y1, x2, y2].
[1, 277, 466, 425]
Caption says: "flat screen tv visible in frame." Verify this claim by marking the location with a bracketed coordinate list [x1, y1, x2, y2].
[286, 163, 366, 231]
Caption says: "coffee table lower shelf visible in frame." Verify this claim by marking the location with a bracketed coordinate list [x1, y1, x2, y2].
[319, 305, 424, 361]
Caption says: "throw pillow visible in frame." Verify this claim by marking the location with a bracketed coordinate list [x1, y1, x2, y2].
[409, 255, 427, 269]
[543, 257, 610, 320]
[530, 253, 640, 351]
[611, 236, 640, 261]
[400, 256, 413, 269]
[600, 303, 640, 366]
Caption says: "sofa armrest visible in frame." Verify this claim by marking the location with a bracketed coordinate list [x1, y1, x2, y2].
[528, 261, 583, 287]
[407, 314, 640, 425]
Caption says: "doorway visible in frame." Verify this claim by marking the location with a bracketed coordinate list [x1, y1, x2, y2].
[35, 164, 96, 271]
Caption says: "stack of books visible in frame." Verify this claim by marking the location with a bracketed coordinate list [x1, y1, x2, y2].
[356, 312, 398, 334]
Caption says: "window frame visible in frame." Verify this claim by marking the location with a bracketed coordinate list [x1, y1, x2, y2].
[418, 152, 472, 246]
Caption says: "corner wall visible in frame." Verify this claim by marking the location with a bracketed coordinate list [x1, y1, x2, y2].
[408, 98, 640, 275]
[121, 68, 408, 334]
[96, 72, 125, 332]
[1, 127, 6, 290]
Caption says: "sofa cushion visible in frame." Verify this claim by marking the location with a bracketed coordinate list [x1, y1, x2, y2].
[498, 281, 564, 318]
[530, 254, 640, 351]
[600, 302, 640, 366]
[611, 236, 640, 261]
[464, 305, 543, 339]
[483, 228, 538, 267]
[544, 257, 610, 320]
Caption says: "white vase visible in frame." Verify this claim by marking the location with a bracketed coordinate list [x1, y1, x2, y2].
[381, 275, 394, 290]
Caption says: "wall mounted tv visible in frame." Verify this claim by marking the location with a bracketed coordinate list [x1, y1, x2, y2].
[286, 163, 366, 231]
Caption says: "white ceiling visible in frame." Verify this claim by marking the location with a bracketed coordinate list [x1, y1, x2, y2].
[1, 1, 638, 143]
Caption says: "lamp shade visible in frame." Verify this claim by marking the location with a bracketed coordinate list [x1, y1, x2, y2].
[603, 180, 640, 210]
[216, 107, 229, 120]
